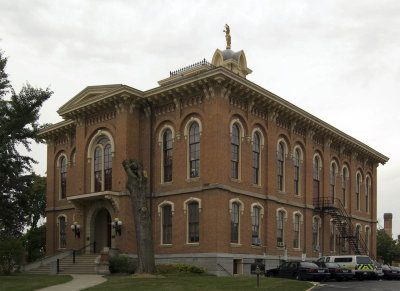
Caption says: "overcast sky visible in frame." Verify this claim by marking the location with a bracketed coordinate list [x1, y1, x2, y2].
[1, 0, 399, 238]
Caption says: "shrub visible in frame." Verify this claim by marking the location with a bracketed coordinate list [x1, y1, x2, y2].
[108, 255, 137, 274]
[0, 238, 24, 275]
[156, 263, 205, 274]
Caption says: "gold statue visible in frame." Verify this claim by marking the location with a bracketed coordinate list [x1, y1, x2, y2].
[223, 24, 231, 49]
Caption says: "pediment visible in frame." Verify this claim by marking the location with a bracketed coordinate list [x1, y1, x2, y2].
[57, 84, 144, 119]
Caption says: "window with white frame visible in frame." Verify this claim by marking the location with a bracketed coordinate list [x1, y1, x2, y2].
[252, 132, 260, 185]
[313, 156, 321, 205]
[58, 216, 67, 249]
[277, 142, 285, 191]
[252, 206, 260, 245]
[59, 155, 67, 199]
[313, 216, 320, 251]
[162, 129, 173, 183]
[277, 210, 285, 246]
[365, 227, 370, 253]
[356, 225, 361, 249]
[231, 202, 240, 243]
[187, 202, 199, 243]
[330, 163, 336, 203]
[330, 220, 335, 252]
[162, 204, 172, 244]
[365, 177, 370, 212]
[356, 173, 361, 210]
[342, 167, 348, 207]
[189, 122, 200, 178]
[294, 148, 300, 195]
[92, 136, 113, 192]
[231, 123, 240, 179]
[293, 213, 300, 248]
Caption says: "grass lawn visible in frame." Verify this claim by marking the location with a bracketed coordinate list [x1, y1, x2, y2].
[84, 274, 314, 291]
[0, 273, 72, 291]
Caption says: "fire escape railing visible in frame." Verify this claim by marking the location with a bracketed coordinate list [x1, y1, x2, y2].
[313, 197, 371, 258]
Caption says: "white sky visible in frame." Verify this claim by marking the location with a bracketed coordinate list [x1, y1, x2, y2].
[1, 0, 399, 238]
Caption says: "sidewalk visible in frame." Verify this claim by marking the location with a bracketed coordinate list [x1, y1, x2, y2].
[36, 274, 107, 291]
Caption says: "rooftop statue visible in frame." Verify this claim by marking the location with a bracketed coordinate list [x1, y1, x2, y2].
[224, 24, 231, 49]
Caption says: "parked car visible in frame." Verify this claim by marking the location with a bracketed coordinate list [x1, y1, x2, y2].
[372, 261, 383, 279]
[317, 255, 375, 280]
[265, 266, 280, 277]
[389, 266, 400, 280]
[314, 261, 353, 281]
[381, 265, 398, 280]
[276, 261, 330, 281]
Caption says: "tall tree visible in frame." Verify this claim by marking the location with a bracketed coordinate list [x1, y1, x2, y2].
[123, 158, 156, 274]
[0, 50, 52, 238]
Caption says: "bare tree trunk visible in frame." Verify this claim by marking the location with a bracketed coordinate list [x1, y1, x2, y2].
[123, 158, 156, 274]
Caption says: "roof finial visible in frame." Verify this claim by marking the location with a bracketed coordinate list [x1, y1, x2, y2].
[223, 24, 231, 49]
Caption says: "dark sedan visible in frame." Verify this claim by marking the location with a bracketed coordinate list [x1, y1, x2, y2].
[382, 265, 398, 280]
[389, 266, 400, 280]
[314, 261, 353, 281]
[277, 261, 330, 281]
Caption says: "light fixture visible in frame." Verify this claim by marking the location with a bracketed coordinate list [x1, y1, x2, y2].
[113, 218, 122, 236]
[71, 221, 80, 238]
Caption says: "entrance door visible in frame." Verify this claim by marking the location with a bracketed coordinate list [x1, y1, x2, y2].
[94, 208, 111, 253]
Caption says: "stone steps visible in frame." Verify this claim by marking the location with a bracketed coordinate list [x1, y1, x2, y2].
[26, 254, 99, 274]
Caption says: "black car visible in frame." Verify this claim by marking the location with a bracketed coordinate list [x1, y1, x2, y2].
[276, 261, 330, 281]
[382, 265, 398, 280]
[314, 261, 353, 281]
[389, 266, 400, 280]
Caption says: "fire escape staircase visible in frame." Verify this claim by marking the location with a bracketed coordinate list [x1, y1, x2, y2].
[313, 197, 370, 257]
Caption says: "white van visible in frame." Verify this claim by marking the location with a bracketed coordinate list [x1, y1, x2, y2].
[316, 255, 376, 279]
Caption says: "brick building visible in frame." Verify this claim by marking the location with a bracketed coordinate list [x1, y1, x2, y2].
[39, 43, 388, 275]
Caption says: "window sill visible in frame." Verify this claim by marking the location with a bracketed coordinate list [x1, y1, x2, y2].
[185, 242, 200, 246]
[252, 184, 262, 188]
[161, 181, 173, 186]
[251, 245, 262, 249]
[294, 194, 302, 199]
[230, 243, 242, 248]
[231, 178, 242, 183]
[186, 177, 200, 183]
[159, 244, 173, 248]
[278, 191, 286, 195]
[293, 247, 301, 251]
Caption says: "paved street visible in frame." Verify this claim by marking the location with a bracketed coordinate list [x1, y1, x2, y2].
[314, 280, 400, 291]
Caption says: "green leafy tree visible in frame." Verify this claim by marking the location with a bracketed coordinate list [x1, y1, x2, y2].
[377, 229, 400, 265]
[0, 50, 52, 238]
[0, 237, 24, 275]
[23, 224, 46, 262]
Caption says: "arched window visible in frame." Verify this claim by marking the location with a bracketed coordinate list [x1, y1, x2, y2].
[162, 204, 172, 244]
[252, 206, 260, 245]
[188, 202, 199, 243]
[252, 132, 260, 185]
[277, 142, 285, 191]
[163, 129, 173, 182]
[330, 163, 336, 203]
[293, 214, 300, 248]
[330, 221, 335, 252]
[356, 225, 361, 248]
[231, 124, 240, 179]
[93, 137, 112, 192]
[313, 156, 321, 205]
[294, 149, 300, 195]
[356, 173, 361, 210]
[60, 156, 67, 199]
[342, 167, 348, 207]
[277, 210, 284, 246]
[365, 177, 370, 212]
[365, 227, 370, 253]
[313, 216, 320, 250]
[189, 122, 200, 178]
[231, 202, 240, 243]
[58, 216, 67, 249]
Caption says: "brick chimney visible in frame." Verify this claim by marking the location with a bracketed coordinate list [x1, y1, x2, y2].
[384, 213, 393, 238]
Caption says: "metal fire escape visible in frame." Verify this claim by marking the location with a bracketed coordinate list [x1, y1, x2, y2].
[313, 197, 369, 257]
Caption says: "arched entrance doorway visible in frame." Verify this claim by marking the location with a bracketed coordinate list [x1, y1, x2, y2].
[86, 201, 116, 254]
[94, 208, 111, 253]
